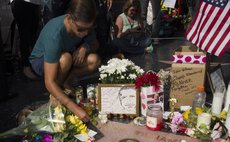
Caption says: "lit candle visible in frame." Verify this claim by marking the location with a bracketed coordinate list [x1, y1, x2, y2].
[225, 104, 230, 137]
[197, 113, 212, 129]
[225, 82, 230, 110]
[212, 88, 224, 114]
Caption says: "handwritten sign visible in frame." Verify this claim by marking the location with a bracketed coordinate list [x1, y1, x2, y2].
[170, 63, 206, 107]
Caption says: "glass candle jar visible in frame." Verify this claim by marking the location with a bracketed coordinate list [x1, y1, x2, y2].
[146, 105, 163, 131]
[212, 87, 225, 114]
[225, 104, 230, 138]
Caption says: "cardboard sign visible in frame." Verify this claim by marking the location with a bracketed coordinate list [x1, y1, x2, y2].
[170, 46, 206, 108]
[172, 54, 206, 64]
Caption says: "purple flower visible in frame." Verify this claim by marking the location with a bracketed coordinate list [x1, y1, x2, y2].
[43, 134, 53, 142]
[170, 113, 184, 133]
[171, 113, 183, 125]
[170, 123, 179, 133]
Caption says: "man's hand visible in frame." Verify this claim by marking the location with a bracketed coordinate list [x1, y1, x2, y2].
[73, 46, 86, 65]
[73, 104, 90, 122]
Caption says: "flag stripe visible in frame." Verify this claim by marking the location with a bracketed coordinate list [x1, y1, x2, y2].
[215, 26, 230, 56]
[185, 0, 230, 56]
[203, 3, 230, 53]
[210, 24, 230, 55]
[192, 4, 213, 45]
[185, 2, 207, 41]
[219, 33, 230, 56]
[208, 18, 229, 55]
[197, 6, 221, 48]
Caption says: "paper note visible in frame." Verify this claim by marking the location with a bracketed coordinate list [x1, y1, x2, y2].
[163, 0, 176, 8]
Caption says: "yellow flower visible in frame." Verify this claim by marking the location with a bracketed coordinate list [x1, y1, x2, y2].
[75, 120, 83, 126]
[68, 115, 81, 125]
[195, 107, 202, 115]
[78, 124, 86, 130]
[75, 123, 87, 134]
[183, 109, 190, 120]
[79, 124, 87, 134]
[220, 111, 227, 117]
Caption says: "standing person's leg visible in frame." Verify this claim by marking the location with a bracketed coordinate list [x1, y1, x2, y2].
[150, 0, 161, 38]
[0, 23, 17, 101]
[149, 0, 161, 72]
[139, 0, 149, 28]
[94, 0, 113, 61]
[11, 1, 40, 79]
[0, 38, 9, 99]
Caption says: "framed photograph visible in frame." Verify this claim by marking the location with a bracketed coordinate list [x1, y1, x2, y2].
[98, 84, 140, 117]
[207, 64, 226, 94]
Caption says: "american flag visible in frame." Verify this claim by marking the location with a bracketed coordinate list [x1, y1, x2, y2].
[185, 0, 230, 56]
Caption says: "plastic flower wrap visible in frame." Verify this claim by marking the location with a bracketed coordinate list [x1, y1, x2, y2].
[0, 103, 97, 142]
[99, 58, 144, 84]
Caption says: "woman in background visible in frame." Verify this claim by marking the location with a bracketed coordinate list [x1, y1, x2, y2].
[115, 0, 142, 39]
[113, 0, 146, 56]
[112, 0, 152, 70]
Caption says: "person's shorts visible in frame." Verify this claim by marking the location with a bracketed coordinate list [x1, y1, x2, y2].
[31, 56, 44, 77]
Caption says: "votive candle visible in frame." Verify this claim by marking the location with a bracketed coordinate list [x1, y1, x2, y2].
[225, 82, 230, 109]
[197, 113, 212, 129]
[225, 104, 230, 137]
[212, 88, 224, 114]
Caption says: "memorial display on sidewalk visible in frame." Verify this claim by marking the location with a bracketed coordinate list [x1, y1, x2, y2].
[0, 58, 230, 142]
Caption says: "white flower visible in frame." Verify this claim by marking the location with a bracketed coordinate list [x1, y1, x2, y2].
[99, 58, 144, 84]
[100, 74, 107, 79]
[157, 69, 172, 85]
[129, 74, 137, 79]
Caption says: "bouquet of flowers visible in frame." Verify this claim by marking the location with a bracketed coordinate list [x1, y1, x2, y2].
[0, 103, 97, 142]
[135, 71, 161, 90]
[166, 107, 229, 141]
[99, 58, 144, 84]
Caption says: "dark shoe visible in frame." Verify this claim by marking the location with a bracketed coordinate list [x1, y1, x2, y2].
[0, 92, 18, 102]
